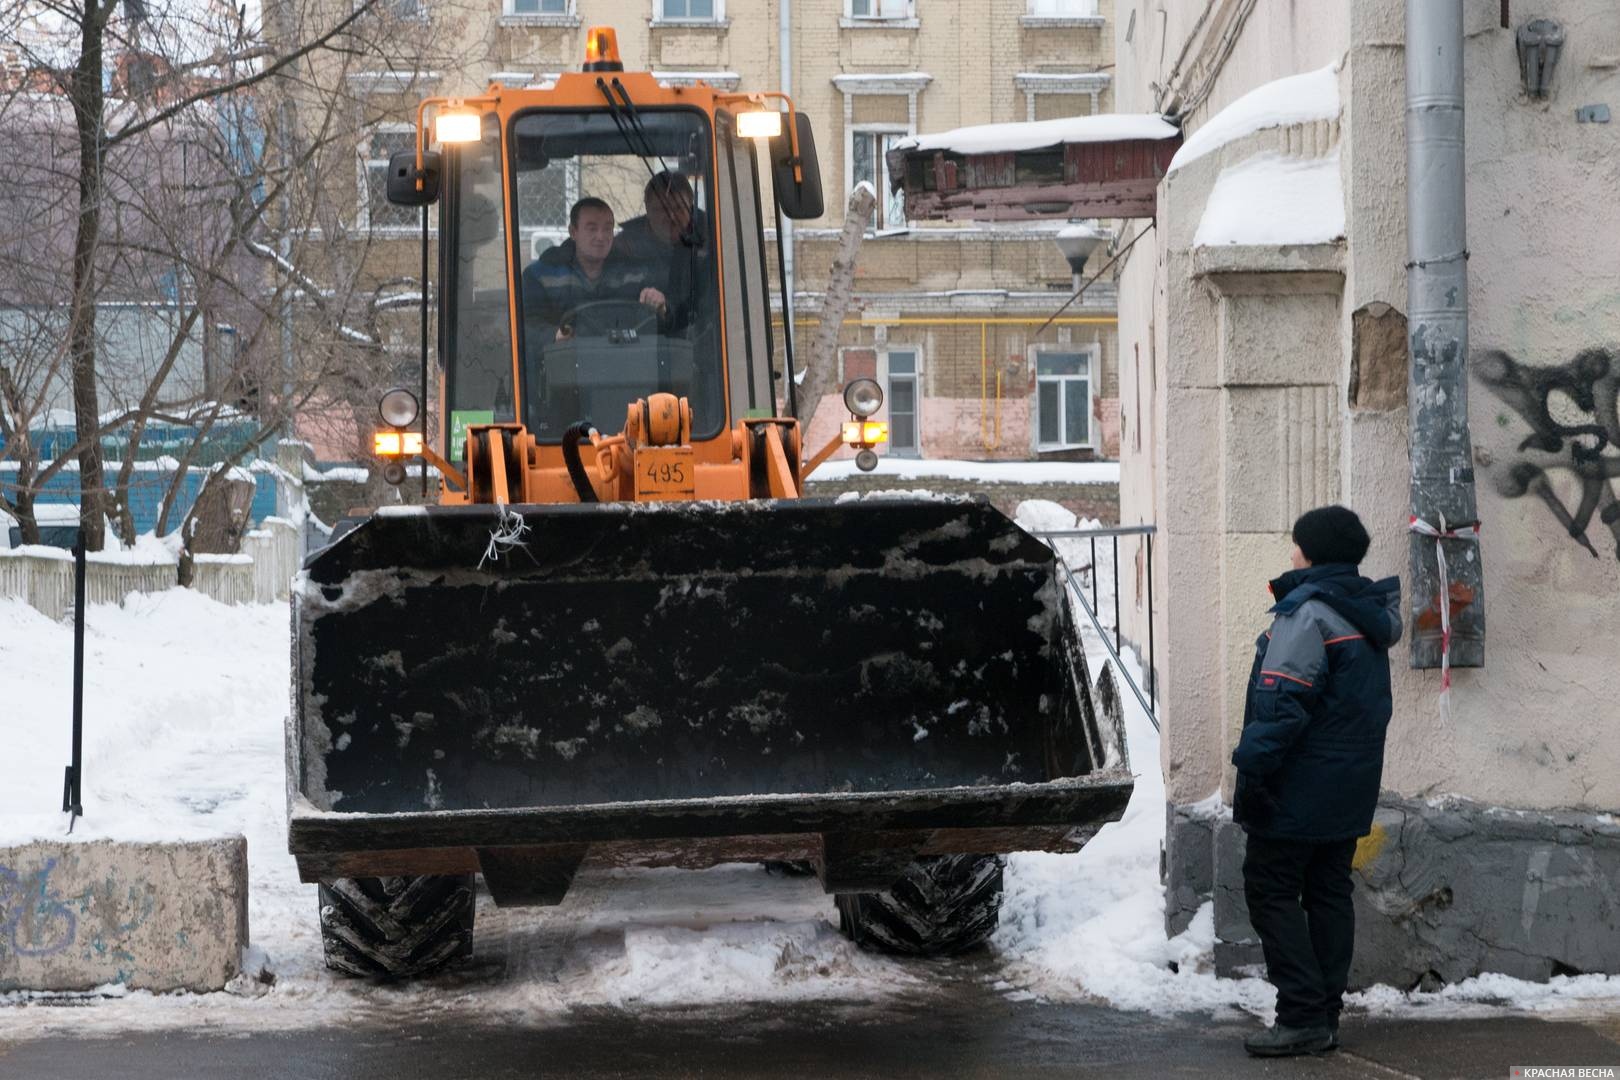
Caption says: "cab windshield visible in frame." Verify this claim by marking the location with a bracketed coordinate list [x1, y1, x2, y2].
[510, 108, 723, 442]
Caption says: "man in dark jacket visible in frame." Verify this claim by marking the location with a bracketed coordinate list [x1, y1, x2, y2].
[612, 171, 709, 333]
[521, 197, 667, 343]
[1232, 505, 1401, 1058]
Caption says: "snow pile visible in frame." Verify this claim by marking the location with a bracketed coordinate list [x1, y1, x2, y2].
[893, 113, 1179, 158]
[0, 592, 914, 1035]
[1193, 149, 1344, 248]
[811, 458, 1120, 485]
[1168, 62, 1342, 174]
[996, 502, 1271, 1013]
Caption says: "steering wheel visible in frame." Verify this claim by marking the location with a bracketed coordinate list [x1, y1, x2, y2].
[558, 299, 661, 339]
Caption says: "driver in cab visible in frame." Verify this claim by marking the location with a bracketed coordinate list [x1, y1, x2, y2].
[522, 196, 667, 342]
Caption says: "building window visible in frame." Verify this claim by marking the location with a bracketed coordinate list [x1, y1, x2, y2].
[515, 158, 579, 261]
[360, 126, 419, 230]
[850, 129, 907, 230]
[886, 348, 919, 456]
[1028, 0, 1098, 14]
[658, 0, 722, 20]
[508, 0, 568, 11]
[1036, 350, 1094, 449]
[385, 0, 427, 19]
[848, 0, 912, 18]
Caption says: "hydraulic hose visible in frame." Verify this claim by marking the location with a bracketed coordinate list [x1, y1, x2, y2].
[562, 421, 599, 503]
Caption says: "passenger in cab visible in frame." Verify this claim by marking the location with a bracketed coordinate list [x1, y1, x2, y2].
[522, 197, 668, 342]
[612, 172, 709, 332]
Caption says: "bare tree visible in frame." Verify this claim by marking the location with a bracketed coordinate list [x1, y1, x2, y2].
[0, 0, 471, 548]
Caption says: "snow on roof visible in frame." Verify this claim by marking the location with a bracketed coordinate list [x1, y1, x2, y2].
[1193, 149, 1344, 249]
[1168, 62, 1342, 174]
[892, 113, 1180, 157]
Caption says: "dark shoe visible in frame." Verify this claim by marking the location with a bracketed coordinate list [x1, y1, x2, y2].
[1244, 1023, 1335, 1057]
[1327, 1016, 1340, 1050]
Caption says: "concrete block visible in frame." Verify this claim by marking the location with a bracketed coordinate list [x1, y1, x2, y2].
[1164, 800, 1219, 937]
[0, 837, 247, 992]
[1350, 795, 1620, 989]
[1212, 817, 1257, 947]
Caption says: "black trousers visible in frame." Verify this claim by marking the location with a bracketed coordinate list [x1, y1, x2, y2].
[1242, 834, 1358, 1029]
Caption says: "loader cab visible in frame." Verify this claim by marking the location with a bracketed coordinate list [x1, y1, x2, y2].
[506, 106, 727, 442]
[387, 43, 827, 499]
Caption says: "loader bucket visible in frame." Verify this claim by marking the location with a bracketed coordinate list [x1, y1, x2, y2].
[288, 496, 1132, 897]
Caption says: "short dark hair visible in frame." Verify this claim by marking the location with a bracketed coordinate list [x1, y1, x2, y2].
[644, 170, 694, 204]
[570, 196, 613, 229]
[1292, 505, 1371, 566]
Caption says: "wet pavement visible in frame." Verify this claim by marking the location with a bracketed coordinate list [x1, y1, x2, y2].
[4, 983, 1618, 1079]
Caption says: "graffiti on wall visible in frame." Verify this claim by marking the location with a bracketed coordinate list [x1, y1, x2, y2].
[1475, 348, 1620, 560]
[0, 859, 77, 958]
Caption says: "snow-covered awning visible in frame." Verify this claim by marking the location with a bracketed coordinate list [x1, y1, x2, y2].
[887, 113, 1182, 223]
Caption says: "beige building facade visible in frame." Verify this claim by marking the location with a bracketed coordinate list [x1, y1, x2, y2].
[1114, 0, 1620, 983]
[313, 0, 1126, 466]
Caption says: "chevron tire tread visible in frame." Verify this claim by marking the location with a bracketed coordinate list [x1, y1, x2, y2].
[834, 855, 1004, 957]
[318, 874, 476, 979]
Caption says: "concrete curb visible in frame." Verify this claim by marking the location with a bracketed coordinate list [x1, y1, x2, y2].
[0, 836, 248, 992]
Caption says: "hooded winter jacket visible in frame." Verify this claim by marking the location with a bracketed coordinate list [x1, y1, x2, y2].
[1232, 564, 1402, 842]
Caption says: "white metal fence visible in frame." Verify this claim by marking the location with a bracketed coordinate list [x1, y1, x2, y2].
[0, 517, 303, 621]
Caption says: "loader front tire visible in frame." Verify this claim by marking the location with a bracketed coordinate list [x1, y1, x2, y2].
[318, 874, 476, 979]
[834, 854, 1004, 957]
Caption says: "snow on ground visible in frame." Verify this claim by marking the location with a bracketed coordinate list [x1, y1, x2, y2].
[1168, 61, 1342, 173]
[0, 591, 912, 1036]
[4, 530, 1618, 1034]
[811, 458, 1120, 485]
[1193, 149, 1344, 249]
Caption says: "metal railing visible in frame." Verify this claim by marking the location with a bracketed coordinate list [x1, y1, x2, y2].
[1032, 523, 1159, 732]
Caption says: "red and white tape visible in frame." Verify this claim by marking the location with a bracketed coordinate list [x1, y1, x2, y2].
[1409, 514, 1479, 720]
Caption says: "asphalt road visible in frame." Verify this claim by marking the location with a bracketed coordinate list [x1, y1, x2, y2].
[5, 984, 1618, 1079]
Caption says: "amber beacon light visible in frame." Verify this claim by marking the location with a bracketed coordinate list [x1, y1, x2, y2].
[584, 26, 623, 72]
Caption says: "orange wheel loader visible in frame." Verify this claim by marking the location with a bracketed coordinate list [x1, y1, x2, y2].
[289, 28, 1132, 978]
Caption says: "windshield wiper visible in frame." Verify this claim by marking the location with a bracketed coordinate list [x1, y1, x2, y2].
[604, 78, 700, 250]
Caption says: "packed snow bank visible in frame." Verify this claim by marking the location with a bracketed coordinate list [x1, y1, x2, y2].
[893, 113, 1179, 157]
[1193, 149, 1345, 248]
[1168, 62, 1341, 173]
[811, 458, 1120, 485]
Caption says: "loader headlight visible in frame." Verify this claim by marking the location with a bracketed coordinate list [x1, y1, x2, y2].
[843, 378, 883, 418]
[379, 387, 420, 428]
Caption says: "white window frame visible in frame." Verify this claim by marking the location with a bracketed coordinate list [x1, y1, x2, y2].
[357, 123, 422, 233]
[832, 74, 931, 235]
[379, 0, 429, 21]
[1022, 0, 1104, 26]
[1034, 346, 1097, 451]
[883, 347, 922, 457]
[504, 0, 570, 12]
[1014, 72, 1112, 122]
[1027, 0, 1098, 15]
[846, 0, 914, 20]
[847, 126, 911, 233]
[655, 0, 725, 23]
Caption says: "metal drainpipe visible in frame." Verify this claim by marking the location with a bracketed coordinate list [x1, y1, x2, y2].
[1405, 0, 1484, 668]
[780, 0, 795, 359]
